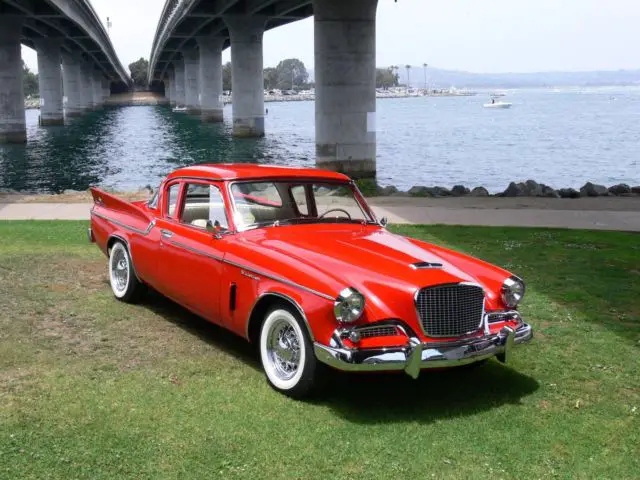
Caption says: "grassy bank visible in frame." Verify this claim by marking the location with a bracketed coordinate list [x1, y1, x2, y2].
[0, 222, 638, 479]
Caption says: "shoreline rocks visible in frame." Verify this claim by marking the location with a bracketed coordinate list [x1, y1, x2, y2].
[363, 180, 640, 198]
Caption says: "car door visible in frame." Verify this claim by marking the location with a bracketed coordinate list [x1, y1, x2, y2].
[153, 181, 230, 324]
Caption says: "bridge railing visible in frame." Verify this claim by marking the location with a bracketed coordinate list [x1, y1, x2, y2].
[148, 0, 199, 82]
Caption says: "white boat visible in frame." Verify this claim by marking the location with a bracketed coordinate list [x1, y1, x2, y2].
[483, 98, 512, 109]
[172, 105, 187, 112]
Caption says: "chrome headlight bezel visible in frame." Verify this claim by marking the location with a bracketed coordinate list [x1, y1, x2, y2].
[334, 287, 365, 323]
[501, 276, 526, 308]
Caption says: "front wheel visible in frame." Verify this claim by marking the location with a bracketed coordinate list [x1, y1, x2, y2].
[259, 306, 324, 399]
[108, 241, 144, 303]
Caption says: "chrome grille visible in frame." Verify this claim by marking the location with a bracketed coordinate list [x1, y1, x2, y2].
[416, 284, 485, 337]
[358, 326, 398, 338]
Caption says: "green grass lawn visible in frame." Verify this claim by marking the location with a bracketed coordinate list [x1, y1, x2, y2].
[1, 221, 638, 479]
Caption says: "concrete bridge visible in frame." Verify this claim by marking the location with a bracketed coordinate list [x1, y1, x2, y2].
[0, 0, 130, 143]
[149, 0, 378, 178]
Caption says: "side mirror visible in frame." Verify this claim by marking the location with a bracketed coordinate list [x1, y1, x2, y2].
[380, 216, 388, 227]
[206, 220, 224, 239]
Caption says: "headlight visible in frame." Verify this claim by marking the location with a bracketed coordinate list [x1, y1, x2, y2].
[501, 276, 525, 308]
[334, 287, 365, 323]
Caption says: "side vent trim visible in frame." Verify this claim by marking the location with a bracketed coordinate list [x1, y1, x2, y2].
[411, 261, 443, 269]
[229, 283, 237, 311]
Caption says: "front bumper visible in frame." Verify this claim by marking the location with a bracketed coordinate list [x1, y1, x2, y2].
[314, 323, 533, 379]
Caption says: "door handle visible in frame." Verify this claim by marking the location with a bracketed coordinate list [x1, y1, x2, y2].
[160, 229, 174, 239]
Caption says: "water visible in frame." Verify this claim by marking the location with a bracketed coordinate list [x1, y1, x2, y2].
[1, 86, 638, 193]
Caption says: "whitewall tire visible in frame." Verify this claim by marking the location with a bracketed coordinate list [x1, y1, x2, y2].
[259, 306, 324, 398]
[108, 241, 144, 303]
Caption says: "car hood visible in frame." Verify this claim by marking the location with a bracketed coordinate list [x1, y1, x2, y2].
[230, 224, 510, 319]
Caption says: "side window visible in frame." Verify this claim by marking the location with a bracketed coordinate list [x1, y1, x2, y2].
[181, 183, 229, 229]
[290, 185, 308, 216]
[166, 184, 180, 218]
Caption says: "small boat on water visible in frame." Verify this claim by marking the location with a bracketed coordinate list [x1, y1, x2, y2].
[483, 101, 512, 109]
[172, 105, 187, 113]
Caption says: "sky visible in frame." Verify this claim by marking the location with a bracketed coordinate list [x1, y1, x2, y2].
[22, 0, 640, 75]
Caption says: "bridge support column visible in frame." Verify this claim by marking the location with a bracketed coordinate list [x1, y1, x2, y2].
[224, 16, 266, 137]
[61, 53, 83, 117]
[34, 38, 64, 125]
[0, 16, 26, 143]
[313, 0, 378, 178]
[79, 62, 95, 111]
[173, 58, 186, 107]
[197, 36, 224, 122]
[183, 48, 200, 114]
[164, 77, 171, 104]
[92, 72, 103, 108]
[168, 69, 177, 106]
[102, 78, 110, 103]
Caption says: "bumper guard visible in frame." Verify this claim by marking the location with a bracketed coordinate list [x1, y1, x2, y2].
[314, 323, 533, 379]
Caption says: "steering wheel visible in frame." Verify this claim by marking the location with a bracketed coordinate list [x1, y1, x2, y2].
[319, 208, 352, 220]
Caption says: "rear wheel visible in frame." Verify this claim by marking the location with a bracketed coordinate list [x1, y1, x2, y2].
[108, 241, 144, 303]
[259, 306, 324, 399]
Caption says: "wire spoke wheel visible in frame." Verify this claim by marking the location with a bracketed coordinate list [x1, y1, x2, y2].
[107, 241, 143, 303]
[267, 319, 301, 381]
[259, 306, 323, 398]
[110, 247, 129, 295]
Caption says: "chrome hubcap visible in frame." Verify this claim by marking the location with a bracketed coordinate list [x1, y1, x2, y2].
[111, 248, 129, 293]
[267, 319, 300, 380]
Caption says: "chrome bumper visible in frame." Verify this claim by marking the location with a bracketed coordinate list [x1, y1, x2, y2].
[314, 323, 533, 379]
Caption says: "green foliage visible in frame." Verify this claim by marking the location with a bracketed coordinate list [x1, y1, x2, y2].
[355, 178, 381, 196]
[1, 221, 639, 478]
[274, 58, 309, 90]
[128, 57, 149, 88]
[376, 67, 399, 89]
[222, 61, 232, 91]
[23, 60, 39, 98]
[263, 67, 278, 90]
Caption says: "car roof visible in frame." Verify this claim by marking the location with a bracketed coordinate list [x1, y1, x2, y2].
[166, 164, 352, 182]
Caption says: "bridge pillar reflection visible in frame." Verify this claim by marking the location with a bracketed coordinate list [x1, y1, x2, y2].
[183, 48, 200, 114]
[0, 15, 26, 143]
[34, 38, 64, 125]
[197, 36, 224, 123]
[313, 0, 378, 178]
[173, 57, 186, 107]
[224, 15, 267, 137]
[61, 53, 83, 117]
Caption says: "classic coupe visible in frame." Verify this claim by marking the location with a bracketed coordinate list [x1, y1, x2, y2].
[89, 164, 533, 398]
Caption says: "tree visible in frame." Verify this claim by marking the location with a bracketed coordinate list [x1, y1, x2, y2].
[23, 60, 39, 97]
[376, 67, 399, 89]
[128, 57, 149, 89]
[263, 67, 278, 90]
[274, 58, 308, 90]
[223, 62, 232, 91]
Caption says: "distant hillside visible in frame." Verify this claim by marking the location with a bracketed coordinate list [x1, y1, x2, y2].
[308, 67, 640, 89]
[398, 67, 640, 89]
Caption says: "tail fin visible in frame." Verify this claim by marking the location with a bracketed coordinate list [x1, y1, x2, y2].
[90, 188, 152, 225]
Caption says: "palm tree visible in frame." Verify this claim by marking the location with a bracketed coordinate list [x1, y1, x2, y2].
[405, 64, 412, 93]
[423, 63, 428, 90]
[390, 65, 399, 86]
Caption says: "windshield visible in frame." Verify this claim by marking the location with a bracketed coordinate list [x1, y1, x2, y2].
[230, 181, 375, 230]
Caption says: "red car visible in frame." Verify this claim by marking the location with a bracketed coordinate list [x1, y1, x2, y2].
[89, 164, 533, 398]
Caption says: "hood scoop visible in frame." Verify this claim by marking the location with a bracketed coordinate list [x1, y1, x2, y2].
[411, 261, 443, 269]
